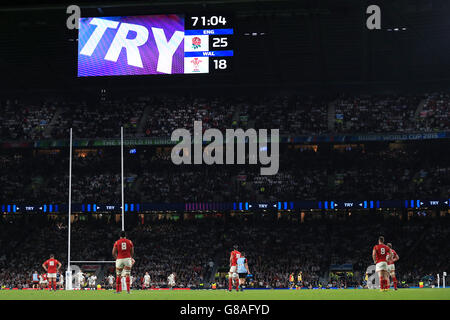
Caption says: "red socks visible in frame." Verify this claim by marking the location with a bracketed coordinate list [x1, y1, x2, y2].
[236, 281, 239, 291]
[53, 280, 56, 291]
[228, 278, 232, 291]
[116, 276, 122, 292]
[380, 279, 389, 290]
[126, 276, 131, 292]
[48, 281, 52, 290]
[392, 276, 397, 289]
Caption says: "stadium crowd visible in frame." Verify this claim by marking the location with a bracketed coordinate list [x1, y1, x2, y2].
[1, 92, 450, 140]
[0, 213, 448, 289]
[1, 142, 448, 204]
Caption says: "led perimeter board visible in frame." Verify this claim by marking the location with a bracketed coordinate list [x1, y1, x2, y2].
[77, 14, 233, 77]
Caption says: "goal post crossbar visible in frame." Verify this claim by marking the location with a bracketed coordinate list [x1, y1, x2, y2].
[66, 127, 125, 290]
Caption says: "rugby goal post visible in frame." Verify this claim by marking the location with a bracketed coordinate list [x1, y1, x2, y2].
[65, 128, 126, 290]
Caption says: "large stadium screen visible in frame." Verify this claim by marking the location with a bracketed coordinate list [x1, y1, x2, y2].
[77, 14, 233, 77]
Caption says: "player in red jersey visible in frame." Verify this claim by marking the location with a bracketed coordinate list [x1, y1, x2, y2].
[42, 254, 62, 291]
[387, 243, 400, 290]
[112, 231, 134, 294]
[40, 273, 48, 290]
[372, 236, 391, 291]
[228, 245, 241, 292]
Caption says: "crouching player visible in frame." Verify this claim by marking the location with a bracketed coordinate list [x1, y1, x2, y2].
[112, 231, 134, 294]
[387, 243, 399, 290]
[42, 254, 62, 291]
[372, 236, 391, 291]
[237, 252, 250, 291]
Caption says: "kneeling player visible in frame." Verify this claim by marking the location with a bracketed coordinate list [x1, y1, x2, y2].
[42, 254, 61, 291]
[112, 231, 134, 294]
[237, 252, 250, 291]
[387, 243, 399, 290]
[228, 245, 241, 292]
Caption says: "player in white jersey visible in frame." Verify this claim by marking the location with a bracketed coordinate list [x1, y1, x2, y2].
[88, 275, 97, 288]
[58, 273, 64, 290]
[39, 274, 47, 289]
[168, 272, 176, 290]
[77, 272, 85, 288]
[143, 272, 151, 289]
[108, 274, 115, 289]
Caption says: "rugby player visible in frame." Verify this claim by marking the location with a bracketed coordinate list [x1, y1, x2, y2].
[32, 271, 39, 289]
[168, 272, 176, 290]
[112, 230, 134, 294]
[372, 236, 391, 291]
[228, 245, 241, 292]
[237, 252, 250, 291]
[107, 274, 115, 289]
[387, 243, 400, 290]
[143, 272, 151, 289]
[57, 272, 64, 290]
[88, 274, 97, 289]
[42, 254, 62, 291]
[39, 273, 48, 290]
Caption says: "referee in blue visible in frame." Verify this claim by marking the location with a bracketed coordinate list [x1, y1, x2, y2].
[237, 252, 250, 291]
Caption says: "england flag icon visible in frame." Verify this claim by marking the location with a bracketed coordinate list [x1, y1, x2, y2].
[184, 35, 209, 52]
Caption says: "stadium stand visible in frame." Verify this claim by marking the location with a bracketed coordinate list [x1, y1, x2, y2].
[0, 213, 448, 289]
[1, 93, 449, 140]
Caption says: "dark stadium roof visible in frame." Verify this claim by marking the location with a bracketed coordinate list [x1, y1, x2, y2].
[1, 0, 450, 93]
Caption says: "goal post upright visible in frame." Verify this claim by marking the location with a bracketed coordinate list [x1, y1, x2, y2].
[66, 128, 73, 290]
[121, 126, 125, 232]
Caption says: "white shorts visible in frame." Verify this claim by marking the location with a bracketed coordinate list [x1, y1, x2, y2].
[229, 266, 239, 279]
[116, 258, 132, 269]
[376, 262, 388, 272]
[40, 281, 48, 285]
[168, 281, 175, 286]
[47, 273, 57, 278]
[387, 264, 395, 272]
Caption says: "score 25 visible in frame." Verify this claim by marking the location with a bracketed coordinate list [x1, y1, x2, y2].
[211, 36, 231, 49]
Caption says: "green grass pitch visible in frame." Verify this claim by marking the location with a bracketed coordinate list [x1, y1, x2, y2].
[0, 288, 449, 300]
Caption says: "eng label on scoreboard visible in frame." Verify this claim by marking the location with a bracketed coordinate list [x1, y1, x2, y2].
[184, 35, 209, 52]
[184, 57, 209, 73]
